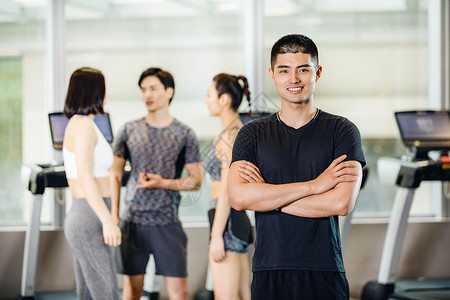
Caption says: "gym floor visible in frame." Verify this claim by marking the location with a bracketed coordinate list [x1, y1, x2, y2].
[34, 291, 160, 300]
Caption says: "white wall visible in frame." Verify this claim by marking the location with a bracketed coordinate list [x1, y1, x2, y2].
[2, 221, 450, 300]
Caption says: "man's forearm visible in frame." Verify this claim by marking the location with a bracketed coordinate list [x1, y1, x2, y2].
[109, 174, 122, 221]
[281, 185, 353, 218]
[228, 161, 316, 211]
[229, 157, 360, 213]
[228, 179, 315, 212]
[281, 164, 363, 218]
[163, 175, 202, 191]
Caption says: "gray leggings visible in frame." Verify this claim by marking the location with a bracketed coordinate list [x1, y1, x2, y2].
[64, 198, 119, 300]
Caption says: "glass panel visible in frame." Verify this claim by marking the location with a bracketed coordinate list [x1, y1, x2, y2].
[263, 0, 429, 214]
[0, 57, 22, 221]
[0, 0, 47, 223]
[65, 1, 246, 221]
[0, 0, 436, 223]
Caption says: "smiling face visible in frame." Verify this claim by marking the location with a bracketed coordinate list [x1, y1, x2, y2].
[140, 75, 173, 113]
[269, 52, 322, 105]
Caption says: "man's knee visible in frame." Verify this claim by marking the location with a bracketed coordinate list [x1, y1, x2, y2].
[122, 287, 144, 300]
[123, 279, 144, 300]
[167, 287, 188, 300]
[166, 277, 188, 300]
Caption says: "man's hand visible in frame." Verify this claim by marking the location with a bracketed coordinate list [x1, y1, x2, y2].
[311, 154, 359, 194]
[238, 161, 265, 183]
[136, 172, 166, 189]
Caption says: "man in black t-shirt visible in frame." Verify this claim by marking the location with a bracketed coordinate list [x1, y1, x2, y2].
[228, 34, 366, 299]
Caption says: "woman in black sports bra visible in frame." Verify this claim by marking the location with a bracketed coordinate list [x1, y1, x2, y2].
[204, 73, 254, 300]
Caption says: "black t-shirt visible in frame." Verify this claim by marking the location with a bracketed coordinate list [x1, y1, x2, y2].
[231, 110, 366, 272]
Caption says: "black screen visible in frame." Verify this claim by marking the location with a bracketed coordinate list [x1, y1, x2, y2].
[239, 112, 272, 125]
[48, 113, 114, 150]
[395, 110, 450, 147]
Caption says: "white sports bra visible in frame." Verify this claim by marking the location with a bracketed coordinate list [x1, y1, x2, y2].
[63, 115, 113, 179]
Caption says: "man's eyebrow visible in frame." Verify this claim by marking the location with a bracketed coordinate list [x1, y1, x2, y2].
[141, 84, 158, 89]
[276, 64, 313, 69]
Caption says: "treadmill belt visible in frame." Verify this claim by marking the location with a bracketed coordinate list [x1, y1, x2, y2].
[390, 290, 450, 300]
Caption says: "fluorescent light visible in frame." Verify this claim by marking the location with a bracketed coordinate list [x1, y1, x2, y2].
[13, 0, 47, 7]
[264, 0, 297, 17]
[111, 0, 161, 4]
[296, 17, 323, 26]
[217, 2, 239, 12]
[316, 0, 407, 13]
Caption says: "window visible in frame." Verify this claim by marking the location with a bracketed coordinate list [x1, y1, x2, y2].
[0, 0, 445, 224]
[0, 57, 22, 221]
[263, 0, 431, 215]
[64, 1, 247, 222]
[0, 0, 47, 223]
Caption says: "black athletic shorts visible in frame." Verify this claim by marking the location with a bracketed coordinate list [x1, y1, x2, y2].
[251, 270, 350, 300]
[118, 221, 187, 277]
[208, 207, 253, 254]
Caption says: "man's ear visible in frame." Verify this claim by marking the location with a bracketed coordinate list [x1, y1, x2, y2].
[166, 87, 174, 100]
[315, 65, 323, 82]
[269, 68, 275, 83]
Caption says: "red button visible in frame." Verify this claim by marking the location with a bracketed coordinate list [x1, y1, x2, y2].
[441, 156, 450, 163]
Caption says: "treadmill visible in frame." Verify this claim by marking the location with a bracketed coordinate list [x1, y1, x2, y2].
[361, 110, 450, 300]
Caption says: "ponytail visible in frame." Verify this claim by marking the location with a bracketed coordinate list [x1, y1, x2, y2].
[237, 75, 251, 115]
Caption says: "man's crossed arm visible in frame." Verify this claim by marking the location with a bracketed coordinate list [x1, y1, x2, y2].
[227, 155, 363, 218]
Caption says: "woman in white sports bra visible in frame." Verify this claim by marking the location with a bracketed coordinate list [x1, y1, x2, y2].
[63, 67, 121, 300]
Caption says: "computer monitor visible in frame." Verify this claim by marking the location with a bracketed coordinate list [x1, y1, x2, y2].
[239, 112, 272, 125]
[48, 112, 114, 150]
[395, 110, 450, 159]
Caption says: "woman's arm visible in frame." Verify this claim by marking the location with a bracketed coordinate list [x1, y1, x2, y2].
[209, 138, 234, 262]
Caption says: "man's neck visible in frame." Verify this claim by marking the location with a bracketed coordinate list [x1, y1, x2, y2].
[145, 109, 173, 128]
[278, 101, 317, 129]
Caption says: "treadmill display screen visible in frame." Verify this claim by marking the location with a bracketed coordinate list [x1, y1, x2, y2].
[48, 113, 114, 150]
[395, 110, 450, 147]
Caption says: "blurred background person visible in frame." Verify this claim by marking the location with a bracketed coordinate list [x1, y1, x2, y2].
[204, 73, 254, 300]
[110, 67, 203, 300]
[63, 67, 121, 300]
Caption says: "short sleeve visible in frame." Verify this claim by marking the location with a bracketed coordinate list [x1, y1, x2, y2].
[183, 128, 201, 164]
[112, 124, 130, 160]
[335, 119, 366, 168]
[231, 124, 257, 165]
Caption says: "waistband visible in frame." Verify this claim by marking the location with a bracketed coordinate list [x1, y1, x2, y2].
[209, 198, 218, 211]
[72, 197, 111, 208]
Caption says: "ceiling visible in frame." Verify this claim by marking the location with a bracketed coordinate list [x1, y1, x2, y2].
[0, 0, 424, 23]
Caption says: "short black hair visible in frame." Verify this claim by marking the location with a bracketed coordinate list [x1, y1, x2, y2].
[63, 67, 105, 119]
[270, 34, 319, 69]
[138, 67, 175, 103]
[213, 73, 251, 112]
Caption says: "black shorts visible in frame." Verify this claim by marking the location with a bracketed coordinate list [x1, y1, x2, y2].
[208, 207, 254, 254]
[117, 221, 187, 277]
[251, 270, 350, 300]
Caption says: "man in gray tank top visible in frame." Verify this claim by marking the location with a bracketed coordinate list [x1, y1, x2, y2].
[110, 67, 203, 300]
